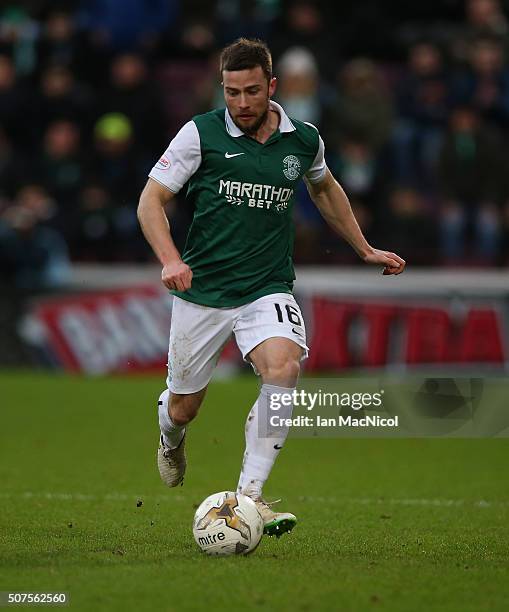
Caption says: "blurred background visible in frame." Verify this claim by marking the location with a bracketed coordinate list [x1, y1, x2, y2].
[1, 0, 508, 374]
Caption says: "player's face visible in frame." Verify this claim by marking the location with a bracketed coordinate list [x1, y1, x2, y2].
[223, 66, 276, 135]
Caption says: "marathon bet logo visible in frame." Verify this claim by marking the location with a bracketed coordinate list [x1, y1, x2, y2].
[282, 155, 301, 180]
[219, 180, 294, 212]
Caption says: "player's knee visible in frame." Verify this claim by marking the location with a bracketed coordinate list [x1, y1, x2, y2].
[169, 395, 202, 426]
[169, 405, 198, 426]
[263, 358, 300, 386]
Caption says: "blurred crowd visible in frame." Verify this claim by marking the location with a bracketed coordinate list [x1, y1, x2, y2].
[2, 0, 509, 290]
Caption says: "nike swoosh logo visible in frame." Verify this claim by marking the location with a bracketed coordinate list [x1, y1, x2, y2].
[292, 327, 303, 336]
[225, 152, 245, 158]
[274, 444, 283, 450]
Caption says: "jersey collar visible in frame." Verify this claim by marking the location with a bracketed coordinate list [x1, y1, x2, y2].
[225, 100, 296, 137]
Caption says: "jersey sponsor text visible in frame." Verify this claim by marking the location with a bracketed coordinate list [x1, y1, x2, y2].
[219, 180, 293, 211]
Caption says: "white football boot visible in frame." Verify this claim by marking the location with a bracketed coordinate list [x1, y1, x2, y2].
[157, 433, 186, 487]
[253, 498, 297, 537]
[241, 482, 297, 537]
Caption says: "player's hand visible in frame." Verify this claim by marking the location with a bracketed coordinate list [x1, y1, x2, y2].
[363, 248, 406, 275]
[161, 260, 193, 291]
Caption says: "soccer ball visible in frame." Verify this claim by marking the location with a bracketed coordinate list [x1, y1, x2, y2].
[192, 491, 264, 556]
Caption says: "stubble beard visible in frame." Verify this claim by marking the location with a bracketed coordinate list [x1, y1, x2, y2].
[234, 100, 270, 136]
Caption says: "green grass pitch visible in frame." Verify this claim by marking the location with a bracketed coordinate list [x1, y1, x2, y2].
[1, 372, 508, 611]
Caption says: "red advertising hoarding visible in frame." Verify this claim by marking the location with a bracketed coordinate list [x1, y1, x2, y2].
[23, 284, 508, 375]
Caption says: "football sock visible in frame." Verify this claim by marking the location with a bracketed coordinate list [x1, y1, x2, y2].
[237, 383, 294, 499]
[158, 388, 185, 450]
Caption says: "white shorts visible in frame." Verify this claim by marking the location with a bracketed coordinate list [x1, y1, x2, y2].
[167, 293, 308, 394]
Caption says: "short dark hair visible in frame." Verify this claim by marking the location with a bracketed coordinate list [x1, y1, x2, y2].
[220, 38, 272, 82]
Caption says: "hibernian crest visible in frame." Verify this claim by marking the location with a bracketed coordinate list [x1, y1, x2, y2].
[282, 155, 301, 180]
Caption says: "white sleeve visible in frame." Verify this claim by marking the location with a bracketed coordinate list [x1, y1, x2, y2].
[148, 121, 201, 193]
[305, 133, 327, 184]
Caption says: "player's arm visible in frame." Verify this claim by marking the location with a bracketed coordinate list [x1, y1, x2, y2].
[138, 120, 202, 291]
[306, 169, 406, 275]
[137, 179, 192, 291]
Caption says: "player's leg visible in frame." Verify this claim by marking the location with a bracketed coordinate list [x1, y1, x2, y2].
[240, 337, 302, 499]
[157, 386, 207, 488]
[157, 296, 233, 487]
[249, 336, 302, 384]
[159, 386, 207, 449]
[233, 293, 308, 536]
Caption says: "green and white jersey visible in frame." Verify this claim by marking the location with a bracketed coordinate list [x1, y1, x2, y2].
[149, 101, 327, 308]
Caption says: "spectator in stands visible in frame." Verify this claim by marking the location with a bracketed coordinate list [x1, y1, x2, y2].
[97, 53, 165, 155]
[72, 183, 115, 261]
[379, 187, 437, 265]
[35, 8, 110, 87]
[328, 140, 387, 214]
[292, 195, 328, 264]
[451, 36, 509, 129]
[437, 106, 503, 264]
[275, 47, 322, 126]
[178, 22, 217, 61]
[269, 1, 337, 82]
[36, 64, 95, 140]
[37, 119, 85, 226]
[0, 5, 38, 76]
[392, 41, 449, 188]
[0, 202, 71, 290]
[15, 184, 57, 228]
[36, 9, 78, 72]
[294, 136, 386, 265]
[89, 112, 144, 202]
[451, 0, 508, 64]
[326, 58, 393, 152]
[467, 0, 508, 38]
